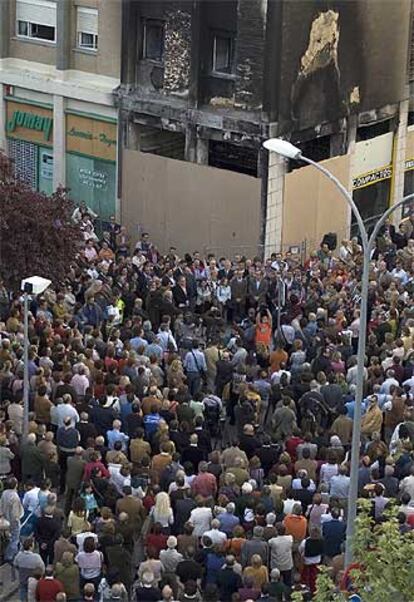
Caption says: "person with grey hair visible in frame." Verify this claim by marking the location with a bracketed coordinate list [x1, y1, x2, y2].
[379, 464, 400, 497]
[217, 502, 240, 537]
[21, 433, 45, 485]
[203, 518, 228, 546]
[240, 525, 268, 568]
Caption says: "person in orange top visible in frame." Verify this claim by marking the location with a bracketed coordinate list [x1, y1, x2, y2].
[98, 241, 115, 262]
[283, 503, 308, 544]
[269, 346, 288, 373]
[255, 309, 273, 349]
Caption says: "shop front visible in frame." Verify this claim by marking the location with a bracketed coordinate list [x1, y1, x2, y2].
[5, 99, 54, 195]
[65, 112, 117, 220]
[351, 132, 394, 234]
[403, 129, 414, 217]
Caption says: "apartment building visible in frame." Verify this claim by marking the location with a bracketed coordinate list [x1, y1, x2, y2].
[0, 0, 121, 220]
[116, 0, 413, 256]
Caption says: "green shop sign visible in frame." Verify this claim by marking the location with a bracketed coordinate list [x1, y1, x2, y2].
[7, 110, 53, 141]
[67, 126, 116, 148]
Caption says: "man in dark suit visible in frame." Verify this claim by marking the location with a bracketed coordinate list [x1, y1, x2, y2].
[230, 270, 247, 322]
[248, 270, 269, 309]
[218, 259, 234, 282]
[173, 275, 190, 308]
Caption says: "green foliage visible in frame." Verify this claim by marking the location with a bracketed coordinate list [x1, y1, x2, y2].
[299, 500, 414, 602]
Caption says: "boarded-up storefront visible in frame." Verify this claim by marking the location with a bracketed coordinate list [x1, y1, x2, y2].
[282, 155, 351, 251]
[122, 150, 262, 257]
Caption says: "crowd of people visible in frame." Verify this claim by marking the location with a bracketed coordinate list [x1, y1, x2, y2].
[0, 203, 414, 602]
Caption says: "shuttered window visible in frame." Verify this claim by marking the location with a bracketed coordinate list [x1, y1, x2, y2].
[77, 7, 98, 50]
[16, 0, 56, 42]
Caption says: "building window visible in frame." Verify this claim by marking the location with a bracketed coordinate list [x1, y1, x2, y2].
[77, 7, 98, 51]
[16, 0, 56, 43]
[212, 34, 234, 74]
[142, 19, 164, 62]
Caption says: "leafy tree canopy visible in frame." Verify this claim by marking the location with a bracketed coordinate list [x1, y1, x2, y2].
[0, 151, 82, 290]
[292, 500, 414, 602]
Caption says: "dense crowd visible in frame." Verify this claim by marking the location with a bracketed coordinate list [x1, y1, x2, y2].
[0, 203, 414, 602]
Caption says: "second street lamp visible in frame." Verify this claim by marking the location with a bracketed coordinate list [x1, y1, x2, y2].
[263, 136, 414, 566]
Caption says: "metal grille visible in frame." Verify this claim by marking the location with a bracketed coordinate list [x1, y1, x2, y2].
[7, 138, 38, 190]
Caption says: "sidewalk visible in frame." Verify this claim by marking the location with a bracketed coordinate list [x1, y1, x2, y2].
[0, 563, 18, 602]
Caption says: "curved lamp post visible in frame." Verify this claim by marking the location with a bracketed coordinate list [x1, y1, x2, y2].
[263, 137, 414, 566]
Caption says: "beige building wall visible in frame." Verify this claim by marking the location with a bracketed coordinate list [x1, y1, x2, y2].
[8, 1, 56, 65]
[405, 128, 414, 162]
[122, 150, 262, 257]
[72, 0, 121, 77]
[282, 155, 351, 252]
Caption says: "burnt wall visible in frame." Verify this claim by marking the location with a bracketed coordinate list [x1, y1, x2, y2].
[234, 0, 267, 110]
[135, 0, 193, 98]
[276, 0, 410, 135]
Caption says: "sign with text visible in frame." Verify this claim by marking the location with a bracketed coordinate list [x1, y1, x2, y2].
[6, 101, 53, 145]
[352, 165, 392, 190]
[66, 113, 117, 161]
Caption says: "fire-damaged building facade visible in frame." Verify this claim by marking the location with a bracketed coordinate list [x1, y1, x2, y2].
[115, 0, 413, 256]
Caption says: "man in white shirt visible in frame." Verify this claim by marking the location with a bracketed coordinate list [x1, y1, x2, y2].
[22, 483, 41, 514]
[268, 524, 294, 579]
[203, 518, 228, 546]
[189, 502, 212, 538]
[55, 395, 80, 428]
[400, 467, 414, 501]
[380, 370, 400, 395]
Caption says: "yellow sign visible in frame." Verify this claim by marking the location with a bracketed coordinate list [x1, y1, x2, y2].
[66, 114, 117, 161]
[352, 165, 392, 190]
[6, 101, 53, 145]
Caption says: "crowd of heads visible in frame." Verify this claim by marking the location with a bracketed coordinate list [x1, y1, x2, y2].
[0, 205, 414, 601]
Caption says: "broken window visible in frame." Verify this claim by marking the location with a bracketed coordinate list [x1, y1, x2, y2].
[212, 34, 234, 74]
[288, 135, 331, 171]
[143, 19, 164, 62]
[208, 141, 258, 176]
[356, 119, 391, 142]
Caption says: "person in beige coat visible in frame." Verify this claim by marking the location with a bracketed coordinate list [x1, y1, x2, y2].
[361, 396, 383, 440]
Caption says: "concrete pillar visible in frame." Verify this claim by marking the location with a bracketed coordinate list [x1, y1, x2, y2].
[196, 137, 209, 165]
[264, 152, 287, 255]
[121, 0, 137, 86]
[0, 0, 10, 58]
[56, 0, 71, 71]
[127, 119, 140, 151]
[185, 125, 197, 162]
[391, 99, 409, 223]
[0, 85, 6, 151]
[53, 95, 66, 190]
[346, 115, 358, 236]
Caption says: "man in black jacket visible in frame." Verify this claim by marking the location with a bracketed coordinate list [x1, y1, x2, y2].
[34, 506, 61, 564]
[216, 555, 242, 602]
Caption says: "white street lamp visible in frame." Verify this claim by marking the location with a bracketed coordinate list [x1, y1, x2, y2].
[21, 276, 51, 439]
[264, 137, 414, 566]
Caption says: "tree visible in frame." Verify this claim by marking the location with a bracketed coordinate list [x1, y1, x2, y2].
[292, 500, 414, 601]
[0, 151, 82, 290]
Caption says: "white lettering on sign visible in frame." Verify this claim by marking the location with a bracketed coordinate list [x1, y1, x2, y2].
[352, 166, 392, 190]
[79, 167, 108, 190]
[405, 158, 414, 171]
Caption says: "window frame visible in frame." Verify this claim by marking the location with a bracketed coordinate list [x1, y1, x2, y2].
[78, 31, 98, 51]
[16, 19, 56, 43]
[76, 6, 99, 52]
[16, 0, 57, 44]
[211, 32, 235, 76]
[142, 18, 165, 63]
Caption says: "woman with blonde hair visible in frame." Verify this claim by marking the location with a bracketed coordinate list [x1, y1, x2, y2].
[243, 554, 269, 590]
[150, 491, 174, 532]
[167, 358, 186, 389]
